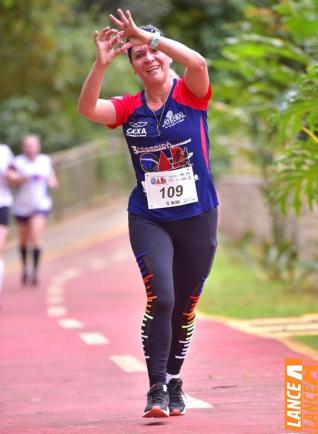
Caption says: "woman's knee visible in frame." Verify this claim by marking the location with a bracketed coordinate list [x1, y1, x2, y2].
[153, 290, 175, 314]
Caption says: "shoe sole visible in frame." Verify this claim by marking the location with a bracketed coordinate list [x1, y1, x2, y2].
[143, 406, 169, 418]
[169, 408, 186, 416]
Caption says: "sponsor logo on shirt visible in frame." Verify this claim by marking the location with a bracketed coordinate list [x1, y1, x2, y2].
[126, 121, 148, 137]
[139, 141, 194, 172]
[162, 110, 186, 128]
[131, 139, 191, 155]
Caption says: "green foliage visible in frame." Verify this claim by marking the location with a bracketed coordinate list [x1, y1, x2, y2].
[272, 65, 318, 213]
[0, 0, 139, 151]
[212, 0, 318, 212]
[160, 0, 244, 72]
[77, 0, 172, 24]
[209, 0, 318, 285]
[232, 231, 318, 289]
[0, 0, 87, 149]
[201, 240, 318, 320]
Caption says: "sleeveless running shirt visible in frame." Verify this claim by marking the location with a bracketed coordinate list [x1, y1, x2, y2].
[107, 77, 219, 221]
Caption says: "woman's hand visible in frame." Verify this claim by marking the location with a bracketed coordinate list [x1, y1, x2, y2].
[94, 26, 130, 67]
[109, 9, 150, 47]
[4, 168, 19, 188]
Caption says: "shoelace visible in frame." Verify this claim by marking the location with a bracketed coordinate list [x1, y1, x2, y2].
[147, 385, 167, 404]
[168, 382, 185, 403]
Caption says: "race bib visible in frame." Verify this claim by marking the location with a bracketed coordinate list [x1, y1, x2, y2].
[144, 166, 198, 209]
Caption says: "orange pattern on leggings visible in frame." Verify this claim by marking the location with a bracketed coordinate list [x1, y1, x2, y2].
[175, 279, 205, 360]
[136, 253, 157, 360]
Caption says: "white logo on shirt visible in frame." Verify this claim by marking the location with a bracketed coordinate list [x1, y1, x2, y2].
[162, 110, 186, 128]
[126, 121, 148, 137]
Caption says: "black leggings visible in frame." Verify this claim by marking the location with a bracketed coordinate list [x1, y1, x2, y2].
[128, 208, 218, 386]
[0, 207, 10, 226]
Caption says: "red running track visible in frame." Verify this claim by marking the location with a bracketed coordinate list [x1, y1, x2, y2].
[0, 231, 309, 434]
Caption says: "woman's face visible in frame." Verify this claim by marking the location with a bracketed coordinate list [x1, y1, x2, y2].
[131, 45, 171, 86]
[22, 135, 41, 160]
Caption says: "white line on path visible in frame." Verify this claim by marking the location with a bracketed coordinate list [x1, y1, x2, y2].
[88, 258, 110, 271]
[46, 286, 63, 295]
[46, 295, 64, 304]
[58, 318, 84, 329]
[185, 394, 213, 409]
[58, 268, 81, 281]
[110, 356, 212, 409]
[47, 306, 67, 317]
[110, 355, 147, 372]
[79, 332, 109, 345]
[50, 268, 81, 287]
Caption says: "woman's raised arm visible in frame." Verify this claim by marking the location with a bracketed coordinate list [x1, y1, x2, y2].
[77, 27, 130, 124]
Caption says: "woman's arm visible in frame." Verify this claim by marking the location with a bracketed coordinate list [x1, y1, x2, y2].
[47, 172, 58, 189]
[110, 9, 210, 98]
[152, 36, 209, 98]
[77, 27, 130, 124]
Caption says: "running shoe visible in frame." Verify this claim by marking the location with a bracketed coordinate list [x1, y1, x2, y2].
[30, 271, 38, 287]
[143, 383, 169, 418]
[167, 378, 186, 415]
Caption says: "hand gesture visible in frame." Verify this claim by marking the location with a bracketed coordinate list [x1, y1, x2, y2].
[109, 9, 150, 48]
[93, 26, 130, 67]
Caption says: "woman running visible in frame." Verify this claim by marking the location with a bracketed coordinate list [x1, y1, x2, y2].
[12, 134, 58, 286]
[78, 9, 219, 418]
[0, 144, 16, 304]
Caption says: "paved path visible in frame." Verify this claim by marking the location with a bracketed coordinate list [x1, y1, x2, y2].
[0, 202, 315, 433]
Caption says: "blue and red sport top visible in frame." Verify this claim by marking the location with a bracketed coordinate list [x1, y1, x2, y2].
[107, 77, 219, 221]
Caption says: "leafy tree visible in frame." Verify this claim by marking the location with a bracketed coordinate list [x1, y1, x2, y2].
[211, 0, 318, 283]
[0, 0, 139, 152]
[161, 0, 244, 60]
[0, 0, 86, 150]
[273, 65, 318, 214]
[213, 0, 318, 212]
[77, 0, 172, 25]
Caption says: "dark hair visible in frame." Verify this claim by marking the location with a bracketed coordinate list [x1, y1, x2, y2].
[127, 24, 163, 63]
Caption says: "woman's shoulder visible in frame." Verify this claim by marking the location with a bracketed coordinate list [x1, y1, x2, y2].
[38, 153, 50, 159]
[0, 144, 12, 156]
[110, 89, 143, 107]
[107, 90, 144, 128]
[172, 76, 212, 111]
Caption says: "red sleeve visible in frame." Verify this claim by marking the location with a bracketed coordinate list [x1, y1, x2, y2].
[172, 77, 212, 111]
[106, 92, 143, 129]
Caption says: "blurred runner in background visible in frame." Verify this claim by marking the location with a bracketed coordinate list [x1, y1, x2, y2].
[12, 135, 58, 286]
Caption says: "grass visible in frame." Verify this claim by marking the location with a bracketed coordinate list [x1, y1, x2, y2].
[295, 336, 318, 352]
[201, 243, 318, 319]
[199, 240, 318, 351]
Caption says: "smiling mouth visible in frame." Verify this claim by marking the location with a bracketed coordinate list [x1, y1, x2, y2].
[146, 66, 160, 73]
